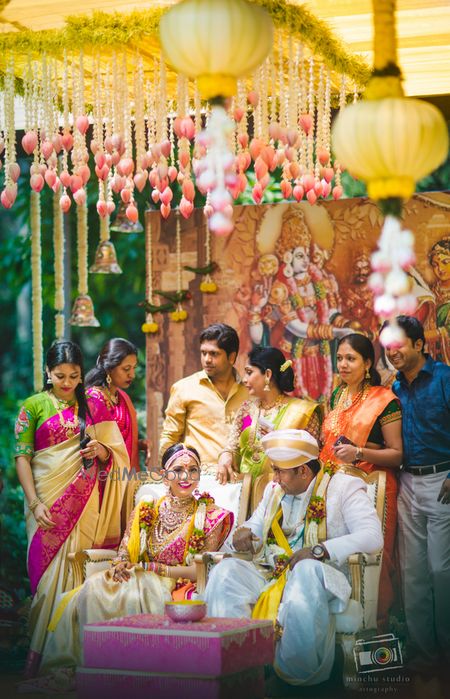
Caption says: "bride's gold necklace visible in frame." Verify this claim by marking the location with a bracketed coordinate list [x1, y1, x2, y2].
[48, 390, 79, 437]
[148, 495, 196, 558]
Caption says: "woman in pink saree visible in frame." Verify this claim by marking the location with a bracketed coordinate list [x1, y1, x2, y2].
[14, 341, 129, 678]
[85, 338, 148, 471]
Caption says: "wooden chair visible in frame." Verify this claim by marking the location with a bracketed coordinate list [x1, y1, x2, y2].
[68, 472, 253, 587]
[335, 466, 386, 687]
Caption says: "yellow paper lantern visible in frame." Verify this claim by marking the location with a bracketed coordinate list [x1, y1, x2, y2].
[159, 0, 273, 99]
[331, 0, 448, 208]
[332, 97, 449, 201]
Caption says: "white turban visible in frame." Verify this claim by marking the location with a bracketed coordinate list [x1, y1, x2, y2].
[261, 429, 319, 469]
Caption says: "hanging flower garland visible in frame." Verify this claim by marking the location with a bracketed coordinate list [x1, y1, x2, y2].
[170, 213, 188, 322]
[59, 50, 72, 215]
[141, 218, 159, 334]
[70, 200, 100, 327]
[30, 189, 43, 390]
[199, 203, 218, 293]
[0, 8, 367, 235]
[53, 190, 65, 339]
[1, 57, 19, 210]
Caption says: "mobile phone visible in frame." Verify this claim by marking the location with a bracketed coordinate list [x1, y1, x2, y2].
[80, 435, 94, 470]
[333, 435, 355, 448]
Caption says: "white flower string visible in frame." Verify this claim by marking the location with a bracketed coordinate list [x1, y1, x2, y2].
[3, 46, 356, 218]
[2, 57, 19, 209]
[170, 211, 188, 321]
[53, 190, 65, 339]
[30, 189, 43, 390]
[77, 202, 88, 297]
[141, 215, 159, 334]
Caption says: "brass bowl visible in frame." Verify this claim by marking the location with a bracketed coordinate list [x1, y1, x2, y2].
[164, 600, 207, 623]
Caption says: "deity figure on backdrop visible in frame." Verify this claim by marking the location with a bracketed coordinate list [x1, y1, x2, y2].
[248, 208, 356, 403]
[429, 236, 450, 363]
[342, 249, 378, 338]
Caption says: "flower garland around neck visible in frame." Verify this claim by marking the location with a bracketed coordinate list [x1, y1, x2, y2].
[265, 462, 337, 581]
[304, 461, 338, 547]
[136, 491, 215, 565]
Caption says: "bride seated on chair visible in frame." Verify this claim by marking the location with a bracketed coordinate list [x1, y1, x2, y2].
[35, 443, 233, 683]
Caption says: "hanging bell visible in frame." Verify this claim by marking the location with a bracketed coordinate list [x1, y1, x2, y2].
[69, 294, 100, 327]
[110, 202, 144, 234]
[89, 240, 122, 274]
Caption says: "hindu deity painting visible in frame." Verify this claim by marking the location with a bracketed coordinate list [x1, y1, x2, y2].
[146, 193, 450, 420]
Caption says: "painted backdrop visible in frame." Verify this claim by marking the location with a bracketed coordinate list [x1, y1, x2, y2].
[145, 194, 450, 449]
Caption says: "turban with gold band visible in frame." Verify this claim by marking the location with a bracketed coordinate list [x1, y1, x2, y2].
[261, 429, 319, 470]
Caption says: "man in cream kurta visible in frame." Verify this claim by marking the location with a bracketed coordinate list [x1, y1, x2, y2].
[204, 429, 383, 689]
[159, 323, 247, 470]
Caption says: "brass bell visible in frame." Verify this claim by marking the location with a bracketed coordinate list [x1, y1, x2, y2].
[69, 294, 100, 327]
[89, 240, 122, 274]
[110, 202, 144, 233]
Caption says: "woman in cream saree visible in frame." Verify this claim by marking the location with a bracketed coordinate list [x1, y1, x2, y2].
[14, 341, 129, 677]
[32, 444, 232, 690]
[217, 347, 320, 483]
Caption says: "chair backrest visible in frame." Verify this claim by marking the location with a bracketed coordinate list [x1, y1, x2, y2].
[340, 465, 387, 532]
[339, 465, 387, 630]
[252, 466, 386, 528]
[251, 472, 273, 513]
[130, 472, 252, 537]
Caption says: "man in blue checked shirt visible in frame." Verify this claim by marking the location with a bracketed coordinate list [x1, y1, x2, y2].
[386, 315, 450, 686]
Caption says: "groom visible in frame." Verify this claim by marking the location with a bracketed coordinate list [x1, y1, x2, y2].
[204, 429, 383, 689]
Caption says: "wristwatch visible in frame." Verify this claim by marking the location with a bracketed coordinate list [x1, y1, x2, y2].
[311, 544, 327, 560]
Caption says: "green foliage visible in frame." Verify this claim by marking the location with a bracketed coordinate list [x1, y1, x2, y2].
[0, 394, 28, 593]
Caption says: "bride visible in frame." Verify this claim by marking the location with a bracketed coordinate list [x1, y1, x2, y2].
[29, 443, 232, 687]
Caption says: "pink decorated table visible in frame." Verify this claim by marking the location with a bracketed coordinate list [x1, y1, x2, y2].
[77, 613, 274, 698]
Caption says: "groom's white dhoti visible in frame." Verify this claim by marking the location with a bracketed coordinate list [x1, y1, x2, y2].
[205, 470, 383, 686]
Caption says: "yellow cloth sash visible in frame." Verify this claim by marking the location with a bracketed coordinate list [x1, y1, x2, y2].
[47, 585, 82, 632]
[252, 509, 292, 622]
[127, 501, 145, 564]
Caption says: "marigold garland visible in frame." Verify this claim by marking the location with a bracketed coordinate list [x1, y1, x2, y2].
[270, 553, 290, 580]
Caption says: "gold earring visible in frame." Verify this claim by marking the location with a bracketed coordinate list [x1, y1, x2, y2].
[106, 374, 112, 386]
[365, 367, 371, 380]
[264, 375, 271, 392]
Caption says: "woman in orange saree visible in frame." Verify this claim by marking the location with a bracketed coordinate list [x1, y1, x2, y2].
[320, 333, 403, 631]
